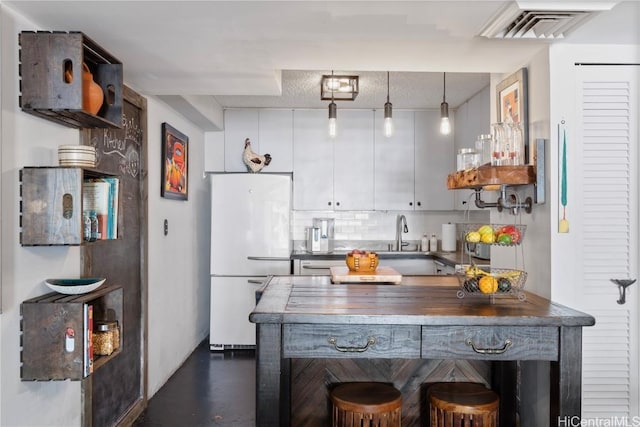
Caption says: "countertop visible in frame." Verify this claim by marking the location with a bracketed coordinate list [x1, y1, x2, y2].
[250, 275, 595, 327]
[290, 249, 488, 267]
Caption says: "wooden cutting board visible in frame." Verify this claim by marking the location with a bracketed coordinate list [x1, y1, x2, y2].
[330, 266, 402, 285]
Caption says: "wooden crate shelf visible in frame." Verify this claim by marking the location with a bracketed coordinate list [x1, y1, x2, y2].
[18, 31, 123, 129]
[447, 165, 536, 190]
[20, 167, 118, 246]
[20, 285, 123, 381]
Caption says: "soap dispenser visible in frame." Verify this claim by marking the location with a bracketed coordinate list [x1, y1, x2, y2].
[421, 234, 429, 252]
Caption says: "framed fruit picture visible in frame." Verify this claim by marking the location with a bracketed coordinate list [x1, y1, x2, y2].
[161, 122, 188, 200]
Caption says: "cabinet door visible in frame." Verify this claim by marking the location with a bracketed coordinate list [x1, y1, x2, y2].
[374, 110, 415, 210]
[334, 110, 374, 210]
[224, 109, 259, 172]
[414, 111, 454, 210]
[259, 109, 293, 172]
[570, 65, 639, 419]
[293, 110, 334, 210]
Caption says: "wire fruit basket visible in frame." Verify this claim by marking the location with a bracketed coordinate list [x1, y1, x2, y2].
[455, 265, 528, 301]
[462, 223, 526, 246]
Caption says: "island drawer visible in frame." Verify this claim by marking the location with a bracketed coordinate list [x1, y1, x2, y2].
[284, 324, 421, 358]
[422, 326, 558, 361]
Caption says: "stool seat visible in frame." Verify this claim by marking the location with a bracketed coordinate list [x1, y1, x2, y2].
[428, 382, 499, 427]
[330, 382, 402, 427]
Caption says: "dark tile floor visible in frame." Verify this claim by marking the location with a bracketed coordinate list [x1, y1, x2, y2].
[133, 340, 255, 426]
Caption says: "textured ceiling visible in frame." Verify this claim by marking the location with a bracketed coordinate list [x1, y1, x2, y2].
[215, 70, 490, 109]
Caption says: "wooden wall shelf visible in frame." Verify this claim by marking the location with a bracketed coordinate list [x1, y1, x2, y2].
[20, 285, 123, 381]
[19, 31, 123, 129]
[447, 165, 536, 190]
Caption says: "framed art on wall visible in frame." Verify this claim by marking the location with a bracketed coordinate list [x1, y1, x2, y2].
[161, 122, 188, 200]
[496, 67, 529, 161]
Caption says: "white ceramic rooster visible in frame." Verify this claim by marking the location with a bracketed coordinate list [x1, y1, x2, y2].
[243, 138, 272, 173]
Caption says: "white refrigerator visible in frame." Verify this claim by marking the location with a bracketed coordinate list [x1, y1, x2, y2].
[209, 173, 291, 350]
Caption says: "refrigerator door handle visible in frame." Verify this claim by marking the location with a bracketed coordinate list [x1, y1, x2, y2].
[247, 256, 291, 261]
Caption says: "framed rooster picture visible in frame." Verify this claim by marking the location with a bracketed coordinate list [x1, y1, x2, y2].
[161, 122, 188, 200]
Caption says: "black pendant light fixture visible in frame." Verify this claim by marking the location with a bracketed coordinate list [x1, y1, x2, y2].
[328, 70, 337, 138]
[440, 72, 451, 135]
[384, 71, 393, 138]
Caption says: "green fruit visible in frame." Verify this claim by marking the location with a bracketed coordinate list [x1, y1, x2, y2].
[497, 277, 512, 292]
[497, 233, 512, 245]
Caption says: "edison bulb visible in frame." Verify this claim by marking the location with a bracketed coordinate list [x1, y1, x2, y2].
[328, 118, 337, 138]
[384, 117, 393, 138]
[440, 117, 451, 135]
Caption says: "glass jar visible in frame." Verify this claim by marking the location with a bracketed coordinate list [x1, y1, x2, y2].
[93, 321, 118, 356]
[457, 148, 480, 171]
[83, 211, 92, 242]
[475, 134, 493, 166]
[88, 210, 98, 242]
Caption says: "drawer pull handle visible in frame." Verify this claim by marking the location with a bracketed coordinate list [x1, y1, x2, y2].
[327, 337, 376, 353]
[465, 338, 512, 355]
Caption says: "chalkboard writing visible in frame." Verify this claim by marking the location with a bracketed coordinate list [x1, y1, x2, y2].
[92, 112, 142, 178]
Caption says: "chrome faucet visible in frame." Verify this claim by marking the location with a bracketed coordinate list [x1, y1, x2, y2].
[395, 214, 409, 251]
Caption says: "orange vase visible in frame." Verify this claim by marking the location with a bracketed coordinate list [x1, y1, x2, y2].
[82, 63, 104, 115]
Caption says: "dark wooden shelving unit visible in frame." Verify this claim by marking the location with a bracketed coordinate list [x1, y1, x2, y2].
[18, 31, 123, 129]
[20, 167, 119, 246]
[20, 285, 123, 381]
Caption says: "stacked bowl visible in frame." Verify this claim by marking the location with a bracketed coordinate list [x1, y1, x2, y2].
[58, 144, 96, 168]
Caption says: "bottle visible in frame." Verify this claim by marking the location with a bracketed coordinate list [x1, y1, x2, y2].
[421, 234, 429, 252]
[83, 211, 92, 242]
[430, 234, 438, 253]
[89, 210, 98, 242]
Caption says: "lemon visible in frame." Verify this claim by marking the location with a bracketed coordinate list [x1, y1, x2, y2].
[479, 276, 498, 294]
[477, 225, 493, 235]
[480, 232, 495, 244]
[465, 231, 481, 243]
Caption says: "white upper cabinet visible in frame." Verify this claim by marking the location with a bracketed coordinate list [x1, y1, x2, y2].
[293, 110, 334, 210]
[224, 109, 293, 172]
[293, 109, 374, 211]
[224, 109, 259, 172]
[334, 110, 375, 210]
[258, 110, 293, 172]
[414, 111, 454, 210]
[374, 110, 415, 210]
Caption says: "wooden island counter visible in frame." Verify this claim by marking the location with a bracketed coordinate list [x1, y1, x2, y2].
[250, 275, 595, 426]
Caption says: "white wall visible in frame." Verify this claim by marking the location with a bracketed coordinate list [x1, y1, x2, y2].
[1, 7, 84, 426]
[490, 47, 552, 299]
[1, 5, 210, 425]
[145, 97, 210, 397]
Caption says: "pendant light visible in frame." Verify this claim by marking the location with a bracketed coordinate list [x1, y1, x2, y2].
[384, 71, 393, 138]
[328, 70, 337, 138]
[440, 72, 451, 135]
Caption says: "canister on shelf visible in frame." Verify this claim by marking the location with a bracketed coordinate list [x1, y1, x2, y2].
[93, 321, 118, 356]
[475, 134, 493, 166]
[456, 148, 480, 171]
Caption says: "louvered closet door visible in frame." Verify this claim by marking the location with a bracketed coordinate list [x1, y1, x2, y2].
[576, 65, 639, 419]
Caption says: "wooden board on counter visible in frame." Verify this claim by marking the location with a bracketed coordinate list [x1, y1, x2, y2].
[447, 165, 535, 189]
[330, 266, 402, 284]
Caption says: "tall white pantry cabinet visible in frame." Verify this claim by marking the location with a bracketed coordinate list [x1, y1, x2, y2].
[550, 45, 639, 421]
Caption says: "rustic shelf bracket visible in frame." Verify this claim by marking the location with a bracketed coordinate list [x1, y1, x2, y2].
[473, 185, 533, 214]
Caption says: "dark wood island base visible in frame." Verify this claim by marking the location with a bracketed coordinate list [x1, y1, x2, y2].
[250, 275, 595, 427]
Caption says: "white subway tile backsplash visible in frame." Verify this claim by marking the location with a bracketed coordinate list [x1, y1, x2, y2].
[292, 209, 489, 242]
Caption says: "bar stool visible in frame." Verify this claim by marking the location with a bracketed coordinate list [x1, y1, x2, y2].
[330, 382, 402, 427]
[428, 382, 499, 427]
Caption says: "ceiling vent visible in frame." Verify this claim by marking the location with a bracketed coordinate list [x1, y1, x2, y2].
[479, 1, 618, 39]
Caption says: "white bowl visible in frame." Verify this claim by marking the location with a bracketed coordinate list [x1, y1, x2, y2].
[44, 278, 106, 295]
